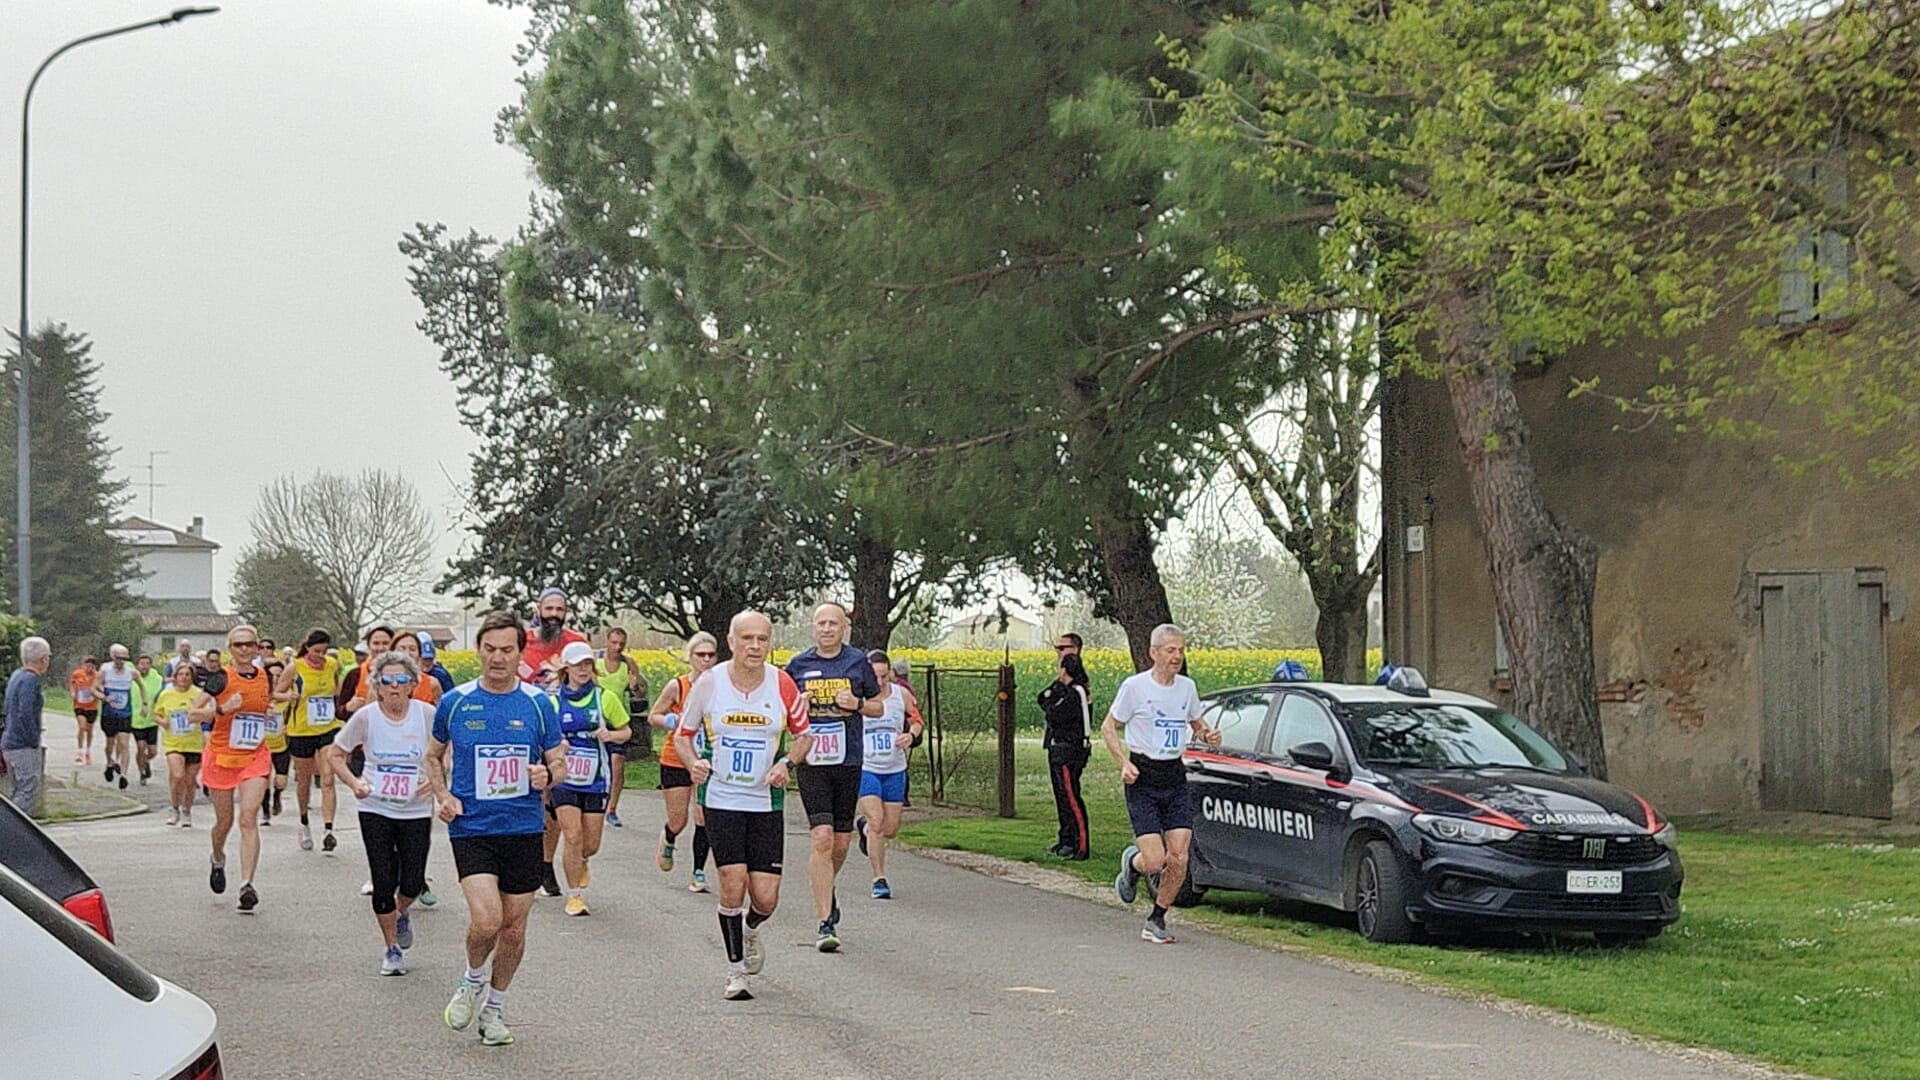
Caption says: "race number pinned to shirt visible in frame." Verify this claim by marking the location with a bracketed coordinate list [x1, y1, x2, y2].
[169, 710, 193, 736]
[265, 711, 284, 738]
[308, 697, 335, 725]
[718, 732, 774, 786]
[107, 689, 131, 711]
[475, 745, 529, 800]
[230, 712, 269, 751]
[1153, 711, 1187, 754]
[372, 762, 420, 805]
[866, 729, 896, 758]
[564, 745, 599, 786]
[810, 720, 846, 766]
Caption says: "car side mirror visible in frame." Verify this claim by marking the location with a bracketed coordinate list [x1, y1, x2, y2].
[1290, 741, 1338, 772]
[1565, 749, 1589, 776]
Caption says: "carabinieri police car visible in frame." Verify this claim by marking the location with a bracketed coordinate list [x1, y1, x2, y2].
[1176, 668, 1683, 944]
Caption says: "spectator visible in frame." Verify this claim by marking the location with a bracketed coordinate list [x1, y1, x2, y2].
[3, 636, 52, 816]
[1038, 651, 1092, 861]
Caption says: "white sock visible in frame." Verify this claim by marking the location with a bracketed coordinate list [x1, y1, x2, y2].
[484, 986, 507, 1011]
[464, 966, 486, 983]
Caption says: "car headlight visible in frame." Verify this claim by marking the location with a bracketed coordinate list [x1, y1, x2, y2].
[1651, 822, 1677, 849]
[1412, 813, 1517, 844]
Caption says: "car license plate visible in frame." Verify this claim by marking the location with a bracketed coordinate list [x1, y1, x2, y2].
[1566, 870, 1622, 894]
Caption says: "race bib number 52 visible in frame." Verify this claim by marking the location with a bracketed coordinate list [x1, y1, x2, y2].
[474, 745, 528, 800]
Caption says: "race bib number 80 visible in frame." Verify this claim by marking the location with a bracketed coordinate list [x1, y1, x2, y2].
[474, 745, 528, 800]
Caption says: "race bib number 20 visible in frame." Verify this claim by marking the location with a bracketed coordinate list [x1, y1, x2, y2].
[474, 745, 528, 800]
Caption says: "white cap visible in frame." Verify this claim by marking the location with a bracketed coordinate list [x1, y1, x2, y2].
[560, 641, 595, 667]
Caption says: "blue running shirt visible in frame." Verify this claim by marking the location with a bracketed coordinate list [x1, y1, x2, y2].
[432, 679, 561, 838]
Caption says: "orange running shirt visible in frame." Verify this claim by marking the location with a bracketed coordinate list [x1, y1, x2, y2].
[206, 664, 276, 770]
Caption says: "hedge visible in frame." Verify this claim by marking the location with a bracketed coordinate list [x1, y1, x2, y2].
[430, 647, 1383, 731]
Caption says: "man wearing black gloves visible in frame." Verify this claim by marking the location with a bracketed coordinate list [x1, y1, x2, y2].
[1039, 648, 1092, 860]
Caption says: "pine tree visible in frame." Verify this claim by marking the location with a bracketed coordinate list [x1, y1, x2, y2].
[0, 324, 140, 655]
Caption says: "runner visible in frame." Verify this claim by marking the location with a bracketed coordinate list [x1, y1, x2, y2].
[155, 661, 212, 827]
[166, 639, 195, 678]
[393, 630, 444, 707]
[1103, 623, 1222, 944]
[259, 653, 291, 828]
[787, 602, 881, 952]
[131, 654, 164, 786]
[595, 626, 645, 826]
[328, 650, 436, 976]
[429, 610, 565, 1047]
[98, 645, 137, 789]
[68, 655, 98, 765]
[419, 633, 455, 695]
[650, 632, 719, 892]
[202, 624, 276, 912]
[543, 640, 631, 915]
[279, 628, 346, 854]
[675, 611, 811, 1000]
[855, 650, 921, 899]
[519, 587, 586, 687]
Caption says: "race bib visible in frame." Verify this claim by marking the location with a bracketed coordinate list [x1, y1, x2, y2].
[1153, 714, 1186, 755]
[372, 762, 419, 805]
[474, 745, 528, 800]
[307, 697, 335, 724]
[810, 721, 846, 766]
[230, 712, 268, 751]
[107, 689, 131, 711]
[717, 733, 774, 786]
[564, 745, 599, 785]
[265, 711, 284, 738]
[866, 729, 897, 758]
[169, 710, 192, 736]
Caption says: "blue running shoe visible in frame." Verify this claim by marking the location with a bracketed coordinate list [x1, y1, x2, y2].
[872, 877, 891, 900]
[815, 921, 841, 953]
[1115, 844, 1141, 905]
[396, 911, 414, 950]
[1141, 917, 1175, 945]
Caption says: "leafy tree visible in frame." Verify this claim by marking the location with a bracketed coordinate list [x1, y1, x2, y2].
[0, 325, 140, 657]
[248, 469, 433, 637]
[1158, 0, 1920, 773]
[232, 545, 341, 645]
[1161, 527, 1320, 649]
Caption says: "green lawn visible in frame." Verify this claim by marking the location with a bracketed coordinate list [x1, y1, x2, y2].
[901, 742, 1920, 1080]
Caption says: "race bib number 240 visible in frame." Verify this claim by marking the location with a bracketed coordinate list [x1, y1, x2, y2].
[474, 745, 528, 800]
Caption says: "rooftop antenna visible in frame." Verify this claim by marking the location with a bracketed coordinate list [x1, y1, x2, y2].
[135, 449, 168, 517]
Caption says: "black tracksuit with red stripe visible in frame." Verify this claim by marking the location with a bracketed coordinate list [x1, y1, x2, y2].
[1039, 680, 1092, 858]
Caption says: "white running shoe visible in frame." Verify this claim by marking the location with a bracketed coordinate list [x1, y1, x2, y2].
[360, 879, 374, 896]
[477, 1008, 513, 1046]
[743, 927, 765, 975]
[444, 978, 484, 1031]
[166, 808, 179, 827]
[380, 947, 405, 976]
[297, 823, 313, 852]
[723, 970, 753, 1001]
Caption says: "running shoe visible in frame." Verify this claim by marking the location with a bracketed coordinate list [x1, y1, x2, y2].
[181, 811, 193, 829]
[261, 810, 272, 827]
[477, 1008, 513, 1046]
[743, 927, 764, 974]
[166, 808, 179, 827]
[541, 865, 562, 897]
[322, 830, 337, 854]
[237, 883, 259, 913]
[689, 870, 708, 893]
[565, 894, 590, 917]
[418, 881, 438, 907]
[298, 823, 313, 851]
[857, 817, 869, 856]
[360, 879, 373, 896]
[1115, 844, 1141, 905]
[104, 764, 116, 782]
[607, 810, 623, 828]
[723, 970, 753, 1001]
[139, 766, 150, 785]
[395, 911, 413, 950]
[1141, 917, 1175, 945]
[830, 895, 842, 930]
[73, 751, 84, 764]
[209, 860, 226, 895]
[815, 921, 840, 953]
[380, 946, 405, 976]
[117, 774, 128, 790]
[444, 977, 484, 1031]
[656, 828, 675, 872]
[871, 877, 892, 900]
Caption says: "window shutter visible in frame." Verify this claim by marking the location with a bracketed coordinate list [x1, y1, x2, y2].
[1779, 231, 1814, 324]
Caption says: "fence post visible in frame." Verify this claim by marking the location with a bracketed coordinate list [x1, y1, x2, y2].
[996, 661, 1016, 819]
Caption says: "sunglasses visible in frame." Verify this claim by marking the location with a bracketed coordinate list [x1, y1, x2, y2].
[231, 640, 259, 649]
[692, 651, 718, 659]
[376, 674, 416, 686]
[1053, 644, 1074, 652]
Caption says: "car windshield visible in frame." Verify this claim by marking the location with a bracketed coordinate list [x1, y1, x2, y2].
[1340, 703, 1569, 771]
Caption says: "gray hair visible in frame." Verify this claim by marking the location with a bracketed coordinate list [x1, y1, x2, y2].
[370, 650, 421, 683]
[19, 636, 49, 666]
[686, 631, 719, 662]
[1149, 623, 1188, 651]
[728, 611, 772, 637]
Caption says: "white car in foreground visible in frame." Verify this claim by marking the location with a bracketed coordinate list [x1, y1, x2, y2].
[0, 861, 221, 1079]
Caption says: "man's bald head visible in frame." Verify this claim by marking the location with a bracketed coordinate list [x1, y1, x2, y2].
[811, 602, 849, 654]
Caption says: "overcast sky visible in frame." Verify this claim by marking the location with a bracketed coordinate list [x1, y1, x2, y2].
[3, 0, 537, 609]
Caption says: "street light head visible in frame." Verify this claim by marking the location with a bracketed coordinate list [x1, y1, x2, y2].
[168, 6, 221, 22]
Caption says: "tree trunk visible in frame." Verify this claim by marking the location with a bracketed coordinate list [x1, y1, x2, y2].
[1091, 509, 1175, 672]
[1435, 287, 1607, 777]
[1309, 582, 1371, 683]
[849, 532, 895, 651]
[696, 584, 751, 661]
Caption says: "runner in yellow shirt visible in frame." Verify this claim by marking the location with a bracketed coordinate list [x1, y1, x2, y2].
[277, 629, 346, 854]
[156, 662, 213, 828]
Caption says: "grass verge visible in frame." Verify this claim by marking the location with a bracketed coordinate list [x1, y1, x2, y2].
[901, 743, 1920, 1080]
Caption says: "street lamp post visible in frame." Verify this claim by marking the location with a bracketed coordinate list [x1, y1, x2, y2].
[16, 6, 218, 617]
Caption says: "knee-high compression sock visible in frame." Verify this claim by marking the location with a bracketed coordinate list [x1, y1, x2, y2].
[693, 824, 710, 871]
[718, 906, 746, 963]
[746, 907, 772, 930]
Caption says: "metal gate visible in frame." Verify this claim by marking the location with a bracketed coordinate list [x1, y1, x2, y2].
[909, 663, 1016, 816]
[1758, 569, 1891, 817]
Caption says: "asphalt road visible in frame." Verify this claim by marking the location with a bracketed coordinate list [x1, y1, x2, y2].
[41, 783, 1763, 1080]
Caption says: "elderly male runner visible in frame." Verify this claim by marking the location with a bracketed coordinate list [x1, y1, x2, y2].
[429, 611, 565, 1046]
[786, 602, 881, 952]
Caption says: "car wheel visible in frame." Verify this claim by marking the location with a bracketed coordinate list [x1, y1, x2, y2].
[1594, 929, 1661, 947]
[1354, 839, 1416, 944]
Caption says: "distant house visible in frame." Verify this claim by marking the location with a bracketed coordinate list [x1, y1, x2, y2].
[938, 606, 1048, 651]
[107, 515, 242, 657]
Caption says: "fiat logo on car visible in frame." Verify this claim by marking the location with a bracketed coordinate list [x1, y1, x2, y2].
[1583, 838, 1607, 859]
